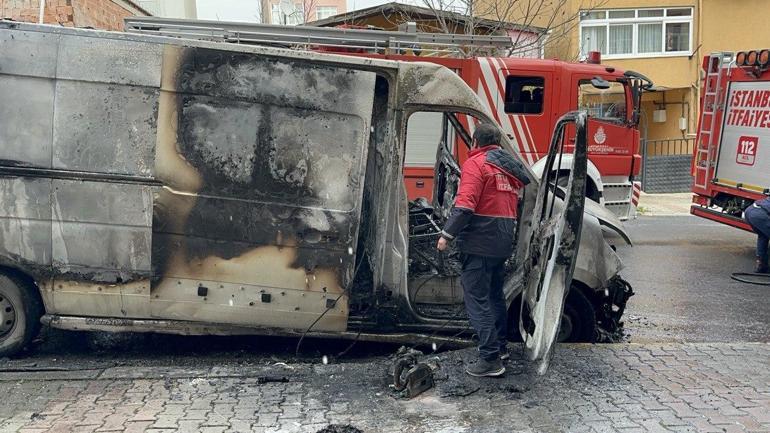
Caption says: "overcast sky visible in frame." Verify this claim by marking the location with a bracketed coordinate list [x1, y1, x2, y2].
[195, 0, 393, 22]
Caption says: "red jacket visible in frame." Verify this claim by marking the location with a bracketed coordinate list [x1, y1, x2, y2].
[441, 145, 529, 258]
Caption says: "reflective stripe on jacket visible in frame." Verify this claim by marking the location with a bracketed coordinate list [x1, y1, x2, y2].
[441, 145, 529, 258]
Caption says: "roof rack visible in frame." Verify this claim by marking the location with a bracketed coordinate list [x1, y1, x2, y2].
[123, 16, 514, 56]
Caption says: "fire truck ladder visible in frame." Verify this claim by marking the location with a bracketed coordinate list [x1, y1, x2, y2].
[694, 52, 734, 190]
[123, 16, 516, 57]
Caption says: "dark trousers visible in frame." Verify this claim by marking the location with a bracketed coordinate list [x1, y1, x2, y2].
[746, 205, 770, 265]
[460, 253, 508, 361]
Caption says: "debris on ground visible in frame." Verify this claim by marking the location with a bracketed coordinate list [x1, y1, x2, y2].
[257, 376, 289, 384]
[389, 346, 440, 399]
[316, 424, 364, 433]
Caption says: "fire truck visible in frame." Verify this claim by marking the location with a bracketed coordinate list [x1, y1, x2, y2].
[691, 51, 770, 229]
[124, 17, 652, 220]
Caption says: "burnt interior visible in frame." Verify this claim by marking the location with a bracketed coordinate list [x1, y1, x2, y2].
[400, 112, 525, 320]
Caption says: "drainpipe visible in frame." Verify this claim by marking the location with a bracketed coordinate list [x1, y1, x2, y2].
[38, 0, 45, 23]
[693, 0, 703, 133]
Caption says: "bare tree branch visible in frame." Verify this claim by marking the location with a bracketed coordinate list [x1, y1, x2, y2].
[406, 0, 608, 58]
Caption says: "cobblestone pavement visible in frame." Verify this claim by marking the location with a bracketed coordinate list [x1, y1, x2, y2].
[2, 343, 770, 433]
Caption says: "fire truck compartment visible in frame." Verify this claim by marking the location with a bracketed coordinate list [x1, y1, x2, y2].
[715, 81, 770, 193]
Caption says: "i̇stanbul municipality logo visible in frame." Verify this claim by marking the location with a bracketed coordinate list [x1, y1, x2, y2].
[594, 126, 607, 145]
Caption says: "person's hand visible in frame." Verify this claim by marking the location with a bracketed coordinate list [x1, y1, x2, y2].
[436, 237, 448, 251]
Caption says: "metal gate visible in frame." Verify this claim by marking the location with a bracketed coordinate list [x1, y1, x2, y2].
[640, 138, 695, 193]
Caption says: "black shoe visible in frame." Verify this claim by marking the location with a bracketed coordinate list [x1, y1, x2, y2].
[465, 358, 505, 377]
[756, 260, 769, 274]
[500, 346, 510, 361]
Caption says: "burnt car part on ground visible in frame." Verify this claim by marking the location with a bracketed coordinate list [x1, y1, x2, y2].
[390, 346, 440, 398]
[0, 22, 630, 376]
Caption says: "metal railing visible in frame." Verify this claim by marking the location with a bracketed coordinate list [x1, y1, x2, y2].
[644, 138, 695, 156]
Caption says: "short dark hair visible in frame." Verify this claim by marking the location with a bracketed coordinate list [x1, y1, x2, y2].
[473, 123, 501, 147]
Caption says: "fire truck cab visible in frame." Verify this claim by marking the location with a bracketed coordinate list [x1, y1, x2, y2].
[691, 51, 770, 229]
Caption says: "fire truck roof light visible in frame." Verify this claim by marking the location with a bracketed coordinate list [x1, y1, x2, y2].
[747, 50, 759, 66]
[760, 49, 770, 68]
[736, 51, 747, 66]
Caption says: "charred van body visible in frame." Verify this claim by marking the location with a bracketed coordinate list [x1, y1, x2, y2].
[0, 22, 631, 373]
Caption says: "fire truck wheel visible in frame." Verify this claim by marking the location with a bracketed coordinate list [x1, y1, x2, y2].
[0, 271, 44, 358]
[559, 287, 597, 343]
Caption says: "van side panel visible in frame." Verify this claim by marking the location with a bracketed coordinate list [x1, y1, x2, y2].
[149, 46, 375, 331]
[0, 30, 160, 316]
[0, 26, 376, 333]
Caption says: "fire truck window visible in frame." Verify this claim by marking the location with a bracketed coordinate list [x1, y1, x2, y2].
[405, 111, 455, 166]
[577, 80, 628, 124]
[504, 76, 545, 114]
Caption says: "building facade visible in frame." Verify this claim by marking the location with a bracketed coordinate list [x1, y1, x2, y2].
[261, 0, 346, 25]
[502, 0, 770, 145]
[0, 0, 149, 30]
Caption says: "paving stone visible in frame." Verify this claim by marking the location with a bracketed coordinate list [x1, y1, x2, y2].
[1, 343, 770, 432]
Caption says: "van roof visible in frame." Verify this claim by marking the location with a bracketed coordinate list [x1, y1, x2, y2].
[0, 20, 406, 73]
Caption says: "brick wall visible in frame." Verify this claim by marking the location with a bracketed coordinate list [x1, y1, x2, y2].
[0, 0, 148, 31]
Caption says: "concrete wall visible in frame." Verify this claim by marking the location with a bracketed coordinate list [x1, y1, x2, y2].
[0, 0, 148, 30]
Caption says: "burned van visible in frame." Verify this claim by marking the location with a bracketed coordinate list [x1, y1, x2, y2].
[0, 22, 630, 373]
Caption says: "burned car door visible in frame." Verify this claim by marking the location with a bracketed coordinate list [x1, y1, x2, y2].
[431, 114, 462, 222]
[520, 111, 588, 375]
[149, 46, 377, 332]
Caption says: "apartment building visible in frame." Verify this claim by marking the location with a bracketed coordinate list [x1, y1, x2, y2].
[261, 0, 346, 25]
[502, 0, 770, 145]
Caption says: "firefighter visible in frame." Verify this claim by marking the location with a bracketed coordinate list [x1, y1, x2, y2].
[436, 123, 529, 377]
[745, 196, 770, 274]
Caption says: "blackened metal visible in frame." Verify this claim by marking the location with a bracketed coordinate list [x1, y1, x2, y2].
[0, 166, 163, 186]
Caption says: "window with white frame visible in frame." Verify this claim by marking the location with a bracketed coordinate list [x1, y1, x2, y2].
[272, 2, 304, 24]
[286, 3, 305, 25]
[316, 6, 338, 20]
[271, 4, 282, 24]
[579, 7, 693, 58]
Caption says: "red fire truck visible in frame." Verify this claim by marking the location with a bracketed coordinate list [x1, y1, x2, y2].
[691, 51, 770, 229]
[125, 18, 651, 220]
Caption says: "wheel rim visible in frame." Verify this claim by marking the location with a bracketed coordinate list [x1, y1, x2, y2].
[557, 313, 573, 342]
[0, 292, 17, 338]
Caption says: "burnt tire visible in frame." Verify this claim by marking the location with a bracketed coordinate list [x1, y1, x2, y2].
[558, 287, 596, 343]
[0, 272, 44, 358]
